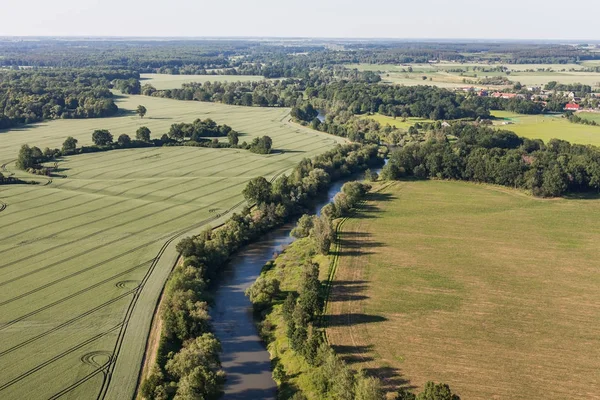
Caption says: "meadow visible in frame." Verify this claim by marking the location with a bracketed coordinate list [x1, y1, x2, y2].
[362, 113, 435, 130]
[491, 110, 600, 146]
[140, 73, 267, 90]
[0, 94, 344, 400]
[326, 180, 600, 400]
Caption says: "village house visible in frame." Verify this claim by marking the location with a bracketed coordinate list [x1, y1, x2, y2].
[564, 103, 581, 111]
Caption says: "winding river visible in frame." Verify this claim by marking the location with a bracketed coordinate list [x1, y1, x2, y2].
[210, 167, 383, 399]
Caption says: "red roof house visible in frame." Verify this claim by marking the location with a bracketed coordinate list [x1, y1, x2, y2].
[564, 103, 581, 111]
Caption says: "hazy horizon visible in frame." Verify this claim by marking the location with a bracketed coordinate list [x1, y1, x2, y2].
[2, 0, 599, 41]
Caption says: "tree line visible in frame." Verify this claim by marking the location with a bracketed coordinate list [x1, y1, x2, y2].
[14, 117, 273, 176]
[381, 123, 600, 197]
[140, 144, 383, 399]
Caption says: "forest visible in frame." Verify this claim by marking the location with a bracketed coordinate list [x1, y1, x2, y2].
[0, 69, 139, 129]
[382, 123, 600, 197]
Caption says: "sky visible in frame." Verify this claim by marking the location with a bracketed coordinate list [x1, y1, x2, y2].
[1, 0, 599, 41]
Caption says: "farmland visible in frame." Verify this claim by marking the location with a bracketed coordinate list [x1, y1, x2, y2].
[140, 73, 267, 90]
[347, 62, 600, 89]
[0, 94, 344, 400]
[326, 180, 600, 400]
[491, 110, 600, 146]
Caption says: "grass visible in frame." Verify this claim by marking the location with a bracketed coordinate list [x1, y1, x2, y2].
[140, 73, 267, 90]
[255, 238, 331, 400]
[0, 94, 344, 400]
[577, 112, 600, 124]
[326, 180, 600, 400]
[491, 110, 600, 146]
[362, 114, 436, 130]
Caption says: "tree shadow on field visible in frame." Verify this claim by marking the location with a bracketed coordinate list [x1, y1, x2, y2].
[364, 366, 417, 393]
[114, 108, 138, 118]
[336, 232, 384, 257]
[367, 191, 396, 203]
[564, 192, 600, 200]
[269, 149, 303, 155]
[323, 313, 387, 327]
[331, 344, 376, 364]
[327, 280, 370, 302]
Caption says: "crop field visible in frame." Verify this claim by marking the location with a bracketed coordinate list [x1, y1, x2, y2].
[140, 73, 266, 89]
[346, 63, 600, 88]
[0, 94, 344, 400]
[491, 110, 600, 146]
[326, 180, 600, 400]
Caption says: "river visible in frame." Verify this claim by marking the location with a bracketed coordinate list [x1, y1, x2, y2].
[210, 167, 383, 399]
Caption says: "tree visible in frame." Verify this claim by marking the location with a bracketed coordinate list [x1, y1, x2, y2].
[245, 276, 280, 310]
[416, 382, 460, 400]
[62, 136, 78, 153]
[16, 144, 34, 169]
[354, 371, 384, 400]
[227, 130, 239, 146]
[165, 333, 222, 378]
[137, 105, 147, 118]
[291, 214, 314, 238]
[312, 215, 334, 255]
[250, 135, 273, 154]
[136, 126, 151, 142]
[117, 134, 131, 147]
[242, 177, 272, 204]
[92, 129, 113, 146]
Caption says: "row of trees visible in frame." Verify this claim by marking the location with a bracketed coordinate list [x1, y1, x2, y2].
[566, 112, 598, 126]
[141, 144, 382, 399]
[382, 123, 600, 197]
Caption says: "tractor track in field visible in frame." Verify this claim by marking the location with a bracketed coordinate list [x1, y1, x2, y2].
[0, 160, 15, 214]
[0, 323, 122, 393]
[0, 261, 151, 330]
[2, 188, 259, 399]
[0, 147, 295, 261]
[0, 291, 135, 358]
[0, 135, 301, 397]
[0, 171, 243, 246]
[0, 256, 152, 307]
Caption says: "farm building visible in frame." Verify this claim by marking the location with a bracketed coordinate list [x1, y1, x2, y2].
[565, 103, 581, 111]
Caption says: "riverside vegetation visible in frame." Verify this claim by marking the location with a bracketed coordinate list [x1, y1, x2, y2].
[139, 144, 383, 399]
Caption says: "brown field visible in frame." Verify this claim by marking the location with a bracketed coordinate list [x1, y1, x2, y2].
[325, 180, 600, 400]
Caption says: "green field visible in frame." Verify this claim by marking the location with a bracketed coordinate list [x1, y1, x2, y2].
[362, 113, 435, 130]
[578, 112, 600, 124]
[491, 110, 600, 146]
[140, 73, 266, 90]
[0, 94, 344, 399]
[326, 180, 600, 399]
